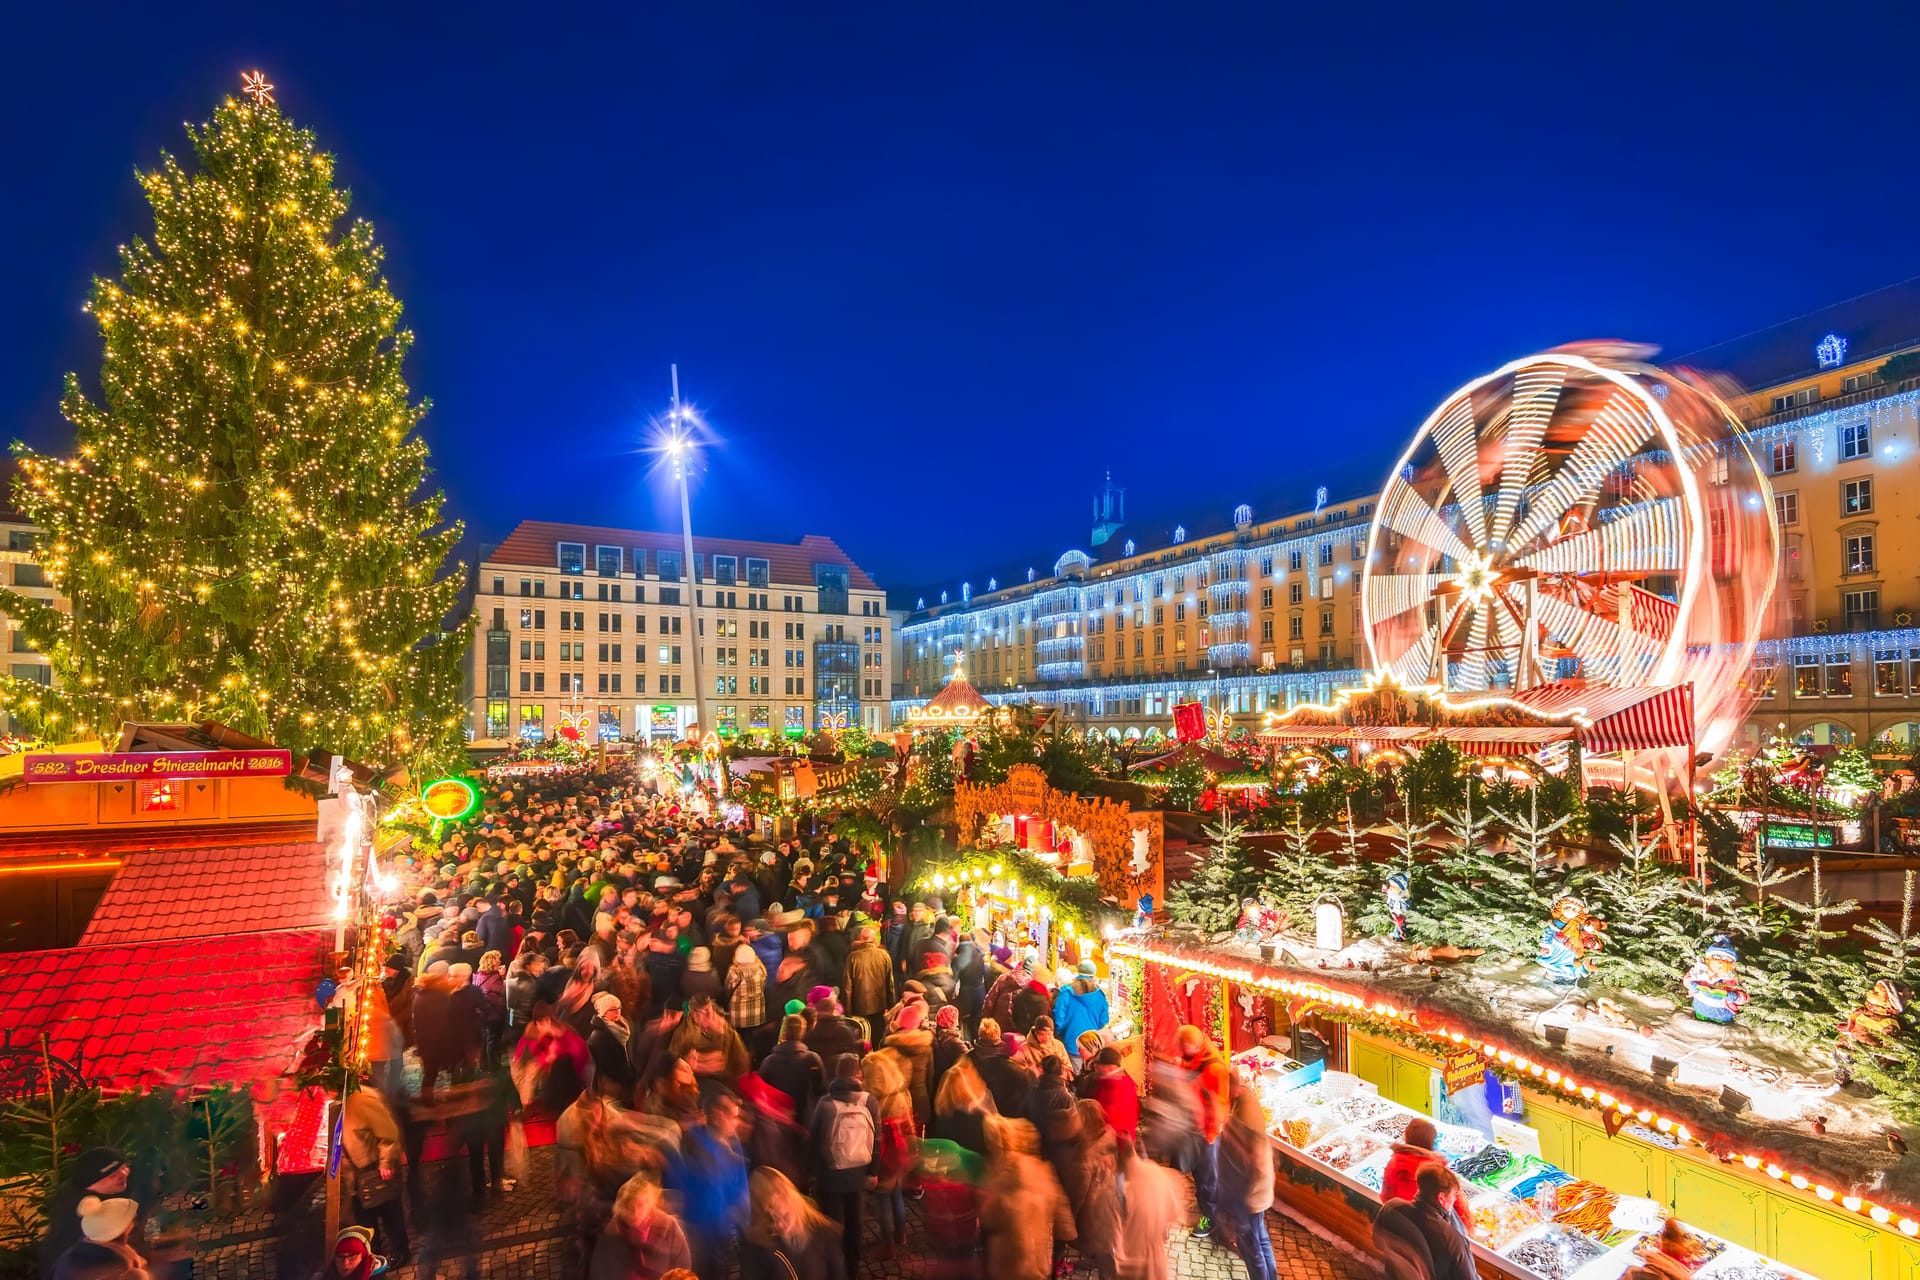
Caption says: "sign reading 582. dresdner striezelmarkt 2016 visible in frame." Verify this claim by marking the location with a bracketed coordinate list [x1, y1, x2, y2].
[20, 749, 293, 783]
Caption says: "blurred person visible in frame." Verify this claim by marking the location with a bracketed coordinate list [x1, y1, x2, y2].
[809, 1056, 879, 1273]
[665, 1090, 751, 1279]
[341, 1085, 409, 1265]
[845, 924, 895, 1021]
[929, 1004, 969, 1101]
[979, 1116, 1075, 1280]
[1175, 1024, 1229, 1238]
[881, 1001, 934, 1131]
[740, 1168, 848, 1280]
[1052, 960, 1110, 1061]
[1059, 1100, 1122, 1280]
[726, 937, 768, 1043]
[1113, 1140, 1181, 1280]
[759, 1013, 825, 1117]
[1218, 1082, 1276, 1280]
[1080, 1046, 1140, 1147]
[1381, 1116, 1469, 1231]
[861, 1047, 917, 1258]
[1014, 1015, 1073, 1077]
[966, 1018, 1032, 1119]
[587, 1171, 692, 1280]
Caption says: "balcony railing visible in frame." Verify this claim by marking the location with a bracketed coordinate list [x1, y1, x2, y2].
[1745, 375, 1920, 433]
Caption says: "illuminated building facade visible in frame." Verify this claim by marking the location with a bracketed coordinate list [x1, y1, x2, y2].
[468, 521, 890, 743]
[894, 278, 1920, 752]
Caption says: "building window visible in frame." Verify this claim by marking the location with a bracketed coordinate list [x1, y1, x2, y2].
[1289, 615, 1304, 640]
[1794, 656, 1821, 696]
[1750, 657, 1776, 699]
[746, 558, 770, 588]
[557, 542, 585, 574]
[1771, 439, 1797, 474]
[520, 704, 545, 736]
[1841, 422, 1871, 460]
[1825, 652, 1853, 697]
[1876, 649, 1907, 696]
[658, 549, 684, 581]
[1774, 492, 1798, 527]
[595, 545, 622, 577]
[1844, 478, 1873, 515]
[485, 700, 509, 737]
[632, 548, 648, 576]
[1320, 608, 1334, 636]
[713, 555, 738, 586]
[1288, 583, 1303, 605]
[1318, 543, 1334, 566]
[1845, 534, 1875, 574]
[1845, 589, 1880, 632]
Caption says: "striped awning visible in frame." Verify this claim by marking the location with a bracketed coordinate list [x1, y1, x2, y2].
[1445, 726, 1579, 757]
[1515, 683, 1695, 753]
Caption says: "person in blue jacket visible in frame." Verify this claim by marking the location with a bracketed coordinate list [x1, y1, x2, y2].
[1051, 959, 1110, 1063]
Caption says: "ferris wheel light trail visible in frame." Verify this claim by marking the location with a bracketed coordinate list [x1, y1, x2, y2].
[1360, 349, 1777, 763]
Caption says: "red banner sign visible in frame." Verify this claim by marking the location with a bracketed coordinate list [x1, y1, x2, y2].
[22, 749, 293, 783]
[1172, 701, 1207, 743]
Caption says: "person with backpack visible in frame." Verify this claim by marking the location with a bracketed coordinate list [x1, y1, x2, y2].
[808, 1058, 879, 1275]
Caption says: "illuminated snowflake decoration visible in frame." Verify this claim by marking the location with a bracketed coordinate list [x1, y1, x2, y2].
[241, 70, 275, 105]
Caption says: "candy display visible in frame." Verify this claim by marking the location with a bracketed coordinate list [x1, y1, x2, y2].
[1304, 1129, 1387, 1170]
[1451, 1144, 1517, 1185]
[1466, 1188, 1541, 1251]
[1501, 1225, 1608, 1279]
[1507, 1166, 1576, 1202]
[1549, 1180, 1619, 1238]
[1323, 1091, 1396, 1127]
[1695, 1256, 1813, 1280]
[1490, 1153, 1558, 1193]
[1431, 1123, 1490, 1161]
[1347, 1152, 1388, 1193]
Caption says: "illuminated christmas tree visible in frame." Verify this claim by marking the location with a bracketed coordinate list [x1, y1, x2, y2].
[1, 74, 465, 766]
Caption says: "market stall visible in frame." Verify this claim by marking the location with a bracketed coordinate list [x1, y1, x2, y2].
[1108, 931, 1920, 1280]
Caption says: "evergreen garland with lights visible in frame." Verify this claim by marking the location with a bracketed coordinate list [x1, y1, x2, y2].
[0, 78, 465, 769]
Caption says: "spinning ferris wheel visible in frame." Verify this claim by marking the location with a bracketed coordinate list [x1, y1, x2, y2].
[1361, 348, 1778, 751]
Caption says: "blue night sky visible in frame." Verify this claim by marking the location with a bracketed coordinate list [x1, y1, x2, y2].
[4, 3, 1915, 599]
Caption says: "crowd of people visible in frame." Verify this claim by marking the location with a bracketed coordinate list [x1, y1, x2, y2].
[28, 754, 1777, 1280]
[317, 761, 1282, 1280]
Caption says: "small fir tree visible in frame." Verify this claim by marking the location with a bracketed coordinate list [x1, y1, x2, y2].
[1168, 814, 1257, 934]
[1260, 809, 1326, 922]
[2, 78, 464, 767]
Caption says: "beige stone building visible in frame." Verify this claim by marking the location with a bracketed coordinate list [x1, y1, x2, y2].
[466, 521, 890, 744]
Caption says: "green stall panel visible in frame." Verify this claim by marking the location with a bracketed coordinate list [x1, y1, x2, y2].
[1767, 1195, 1885, 1280]
[1570, 1122, 1663, 1200]
[1667, 1158, 1765, 1252]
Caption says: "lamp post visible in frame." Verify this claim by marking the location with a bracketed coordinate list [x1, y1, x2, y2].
[663, 366, 709, 742]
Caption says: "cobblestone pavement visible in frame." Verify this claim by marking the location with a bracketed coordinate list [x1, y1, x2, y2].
[184, 1147, 1374, 1279]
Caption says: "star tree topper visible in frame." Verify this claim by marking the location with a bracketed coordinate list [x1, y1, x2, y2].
[241, 70, 275, 105]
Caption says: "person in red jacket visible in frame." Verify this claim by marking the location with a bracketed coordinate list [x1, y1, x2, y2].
[1380, 1117, 1471, 1231]
[1176, 1024, 1230, 1238]
[1078, 1046, 1141, 1146]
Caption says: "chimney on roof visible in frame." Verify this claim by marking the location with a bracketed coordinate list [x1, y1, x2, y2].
[1091, 472, 1126, 548]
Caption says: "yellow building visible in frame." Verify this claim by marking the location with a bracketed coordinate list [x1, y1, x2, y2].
[895, 278, 1920, 751]
[0, 472, 58, 735]
[468, 521, 891, 744]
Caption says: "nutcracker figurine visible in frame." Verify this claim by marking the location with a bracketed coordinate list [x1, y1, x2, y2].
[1537, 896, 1604, 986]
[1683, 936, 1749, 1024]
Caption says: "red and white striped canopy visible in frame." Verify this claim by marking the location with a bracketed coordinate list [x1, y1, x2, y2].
[1514, 683, 1694, 754]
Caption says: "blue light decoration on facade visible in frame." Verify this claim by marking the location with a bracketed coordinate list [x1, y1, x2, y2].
[1817, 333, 1849, 369]
[1124, 539, 1136, 556]
[1314, 485, 1328, 514]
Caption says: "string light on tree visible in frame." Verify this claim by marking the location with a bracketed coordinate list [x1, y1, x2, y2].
[0, 73, 467, 771]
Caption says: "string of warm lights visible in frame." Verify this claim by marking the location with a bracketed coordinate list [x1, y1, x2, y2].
[1110, 938, 1920, 1238]
[0, 76, 465, 770]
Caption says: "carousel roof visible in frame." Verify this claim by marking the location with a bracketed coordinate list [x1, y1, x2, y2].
[1132, 740, 1248, 774]
[908, 661, 997, 724]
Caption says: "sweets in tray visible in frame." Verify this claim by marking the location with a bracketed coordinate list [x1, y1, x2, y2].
[1303, 1128, 1389, 1171]
[1466, 1188, 1542, 1252]
[1499, 1225, 1609, 1279]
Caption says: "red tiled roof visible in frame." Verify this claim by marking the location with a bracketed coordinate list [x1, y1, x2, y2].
[79, 841, 333, 946]
[486, 520, 880, 590]
[0, 929, 327, 1091]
